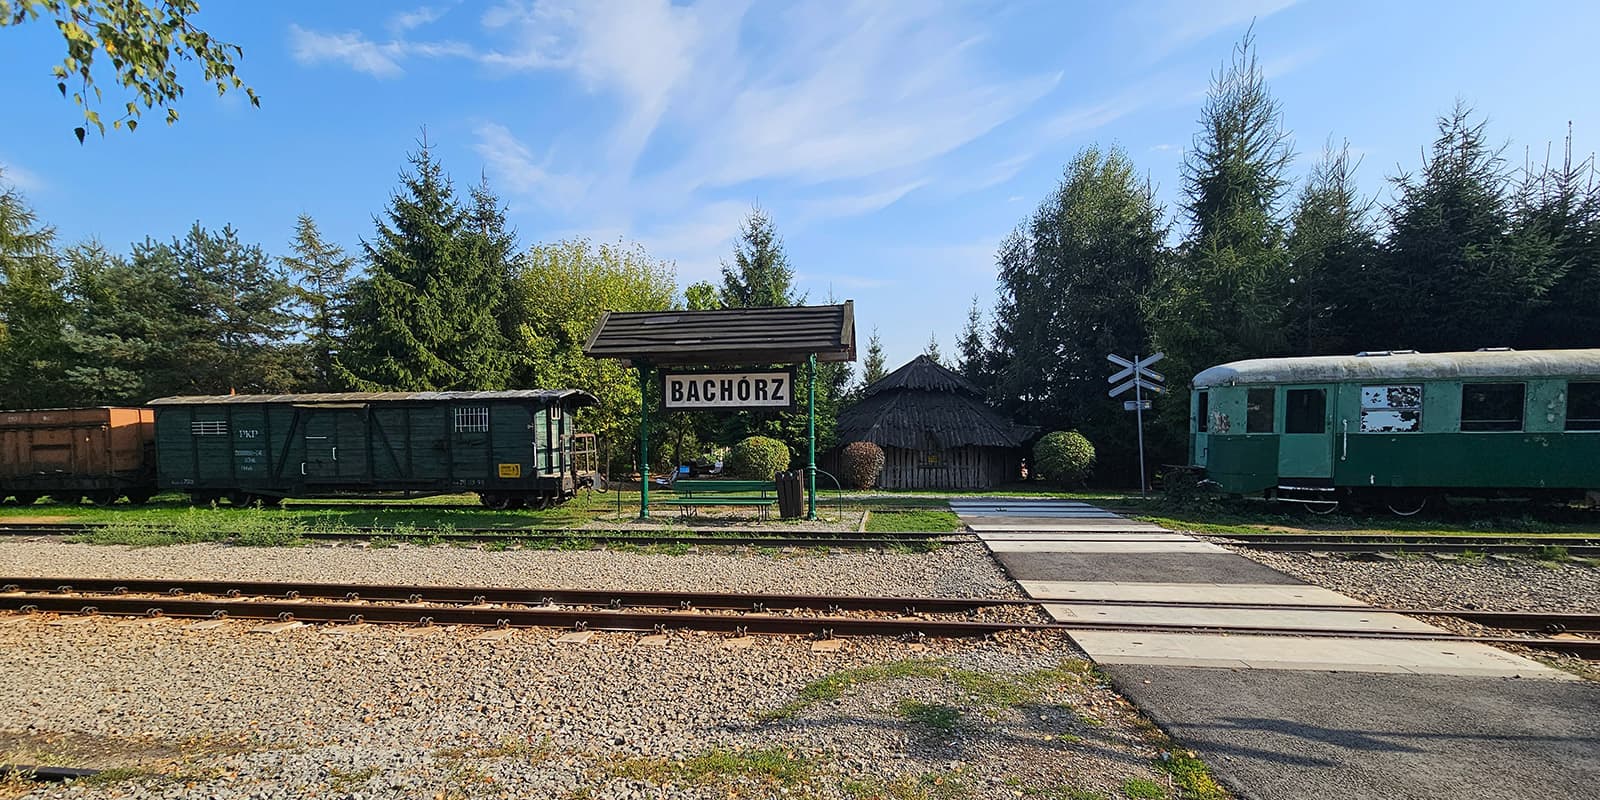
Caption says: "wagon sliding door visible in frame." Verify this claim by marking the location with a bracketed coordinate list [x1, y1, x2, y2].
[1277, 386, 1334, 482]
[300, 405, 370, 483]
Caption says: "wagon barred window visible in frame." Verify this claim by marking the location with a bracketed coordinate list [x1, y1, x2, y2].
[1246, 388, 1275, 433]
[1360, 385, 1422, 432]
[453, 406, 489, 433]
[191, 420, 228, 436]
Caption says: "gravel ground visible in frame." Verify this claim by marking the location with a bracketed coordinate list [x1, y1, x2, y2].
[0, 541, 1017, 599]
[1222, 547, 1600, 613]
[0, 620, 1200, 800]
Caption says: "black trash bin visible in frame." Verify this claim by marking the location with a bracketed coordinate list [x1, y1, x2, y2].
[776, 470, 804, 519]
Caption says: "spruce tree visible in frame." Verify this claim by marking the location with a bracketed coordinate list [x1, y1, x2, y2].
[1377, 103, 1558, 350]
[168, 224, 299, 393]
[1146, 30, 1292, 442]
[340, 144, 513, 391]
[924, 333, 943, 365]
[720, 207, 795, 308]
[1515, 127, 1600, 349]
[1284, 142, 1378, 355]
[860, 328, 888, 386]
[956, 296, 988, 386]
[282, 214, 353, 390]
[0, 174, 68, 407]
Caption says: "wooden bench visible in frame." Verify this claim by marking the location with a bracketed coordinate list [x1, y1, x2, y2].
[659, 479, 778, 520]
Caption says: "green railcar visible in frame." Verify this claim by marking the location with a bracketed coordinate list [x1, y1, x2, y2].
[1189, 349, 1600, 515]
[149, 390, 598, 509]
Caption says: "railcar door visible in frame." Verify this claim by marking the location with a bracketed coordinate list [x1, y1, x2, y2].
[301, 405, 369, 482]
[1277, 386, 1334, 483]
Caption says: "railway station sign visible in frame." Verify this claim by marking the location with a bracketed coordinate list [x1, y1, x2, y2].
[662, 370, 796, 411]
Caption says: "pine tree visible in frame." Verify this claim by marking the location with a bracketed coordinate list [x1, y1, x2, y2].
[924, 333, 943, 365]
[340, 143, 513, 391]
[861, 328, 888, 386]
[1376, 103, 1558, 350]
[720, 207, 795, 308]
[956, 296, 988, 386]
[0, 174, 68, 408]
[167, 224, 300, 394]
[1146, 29, 1292, 444]
[1284, 142, 1378, 355]
[282, 214, 353, 390]
[1515, 126, 1600, 348]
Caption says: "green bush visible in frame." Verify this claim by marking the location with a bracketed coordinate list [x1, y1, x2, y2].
[727, 436, 791, 479]
[840, 441, 886, 489]
[1034, 430, 1095, 484]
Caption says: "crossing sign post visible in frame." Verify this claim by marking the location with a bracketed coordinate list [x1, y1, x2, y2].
[1108, 352, 1165, 496]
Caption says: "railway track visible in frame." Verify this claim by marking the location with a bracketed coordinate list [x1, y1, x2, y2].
[0, 522, 961, 549]
[0, 577, 1594, 657]
[1212, 532, 1600, 557]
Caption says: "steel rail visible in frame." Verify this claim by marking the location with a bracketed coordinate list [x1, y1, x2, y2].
[2, 593, 1595, 657]
[1213, 535, 1600, 557]
[0, 764, 99, 782]
[0, 523, 961, 549]
[0, 577, 1030, 614]
[1031, 596, 1600, 634]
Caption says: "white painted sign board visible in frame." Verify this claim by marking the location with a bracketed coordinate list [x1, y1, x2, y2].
[662, 371, 796, 410]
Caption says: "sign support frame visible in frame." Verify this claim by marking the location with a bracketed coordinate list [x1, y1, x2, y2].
[1108, 351, 1165, 497]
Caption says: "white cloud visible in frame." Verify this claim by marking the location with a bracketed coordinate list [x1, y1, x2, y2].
[1141, 0, 1302, 59]
[391, 5, 448, 33]
[288, 25, 406, 78]
[0, 159, 45, 193]
[472, 123, 588, 209]
[799, 180, 926, 222]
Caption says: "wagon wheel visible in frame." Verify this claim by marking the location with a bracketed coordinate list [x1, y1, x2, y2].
[1303, 500, 1340, 516]
[255, 495, 284, 508]
[228, 491, 258, 507]
[47, 493, 84, 506]
[90, 490, 122, 507]
[479, 493, 518, 511]
[124, 491, 155, 506]
[12, 493, 41, 506]
[1386, 492, 1430, 517]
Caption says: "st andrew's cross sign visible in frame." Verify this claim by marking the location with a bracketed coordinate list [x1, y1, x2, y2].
[662, 370, 796, 411]
[1107, 352, 1164, 497]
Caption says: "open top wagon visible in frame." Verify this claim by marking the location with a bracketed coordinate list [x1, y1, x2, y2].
[1190, 348, 1600, 515]
[149, 390, 599, 509]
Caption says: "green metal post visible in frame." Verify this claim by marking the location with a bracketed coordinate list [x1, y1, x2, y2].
[807, 353, 817, 520]
[638, 362, 651, 519]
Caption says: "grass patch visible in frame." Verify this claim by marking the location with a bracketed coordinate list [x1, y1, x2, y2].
[1156, 751, 1227, 800]
[1532, 544, 1572, 563]
[865, 509, 963, 533]
[607, 746, 816, 791]
[71, 508, 314, 547]
[761, 659, 1095, 721]
[843, 769, 972, 800]
[895, 700, 963, 737]
[1026, 788, 1110, 800]
[1120, 778, 1168, 799]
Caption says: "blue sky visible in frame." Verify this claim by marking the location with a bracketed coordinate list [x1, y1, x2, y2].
[3, 0, 1597, 373]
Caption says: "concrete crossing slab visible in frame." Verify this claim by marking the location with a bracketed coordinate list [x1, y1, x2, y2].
[998, 552, 1302, 584]
[985, 540, 1227, 554]
[1019, 580, 1365, 606]
[966, 518, 1168, 532]
[1069, 630, 1574, 678]
[974, 532, 1199, 542]
[1043, 603, 1444, 633]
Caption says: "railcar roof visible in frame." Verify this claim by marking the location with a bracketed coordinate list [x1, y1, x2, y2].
[1192, 349, 1600, 388]
[146, 390, 599, 406]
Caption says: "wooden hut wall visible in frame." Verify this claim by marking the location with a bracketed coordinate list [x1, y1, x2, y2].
[879, 446, 1017, 490]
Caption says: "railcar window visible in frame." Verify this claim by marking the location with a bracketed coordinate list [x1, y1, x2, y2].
[1246, 388, 1275, 433]
[1566, 382, 1600, 431]
[1360, 385, 1422, 432]
[1461, 383, 1524, 432]
[190, 420, 228, 436]
[1284, 389, 1326, 434]
[453, 406, 489, 433]
[1196, 391, 1209, 432]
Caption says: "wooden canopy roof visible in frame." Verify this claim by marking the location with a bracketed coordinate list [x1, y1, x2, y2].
[583, 302, 856, 366]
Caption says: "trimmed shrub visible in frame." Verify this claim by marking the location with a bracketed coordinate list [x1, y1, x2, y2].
[840, 441, 886, 489]
[1033, 430, 1095, 484]
[727, 436, 791, 480]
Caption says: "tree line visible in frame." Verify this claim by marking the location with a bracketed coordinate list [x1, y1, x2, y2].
[0, 143, 853, 474]
[956, 33, 1600, 483]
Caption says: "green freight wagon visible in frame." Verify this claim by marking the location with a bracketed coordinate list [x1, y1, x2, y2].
[1189, 349, 1600, 515]
[149, 391, 599, 509]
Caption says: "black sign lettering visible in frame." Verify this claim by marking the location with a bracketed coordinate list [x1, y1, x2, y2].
[661, 371, 796, 410]
[755, 379, 769, 401]
[772, 377, 786, 401]
[738, 379, 751, 401]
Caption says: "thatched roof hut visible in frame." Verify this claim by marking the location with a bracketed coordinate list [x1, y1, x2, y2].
[835, 356, 1034, 489]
